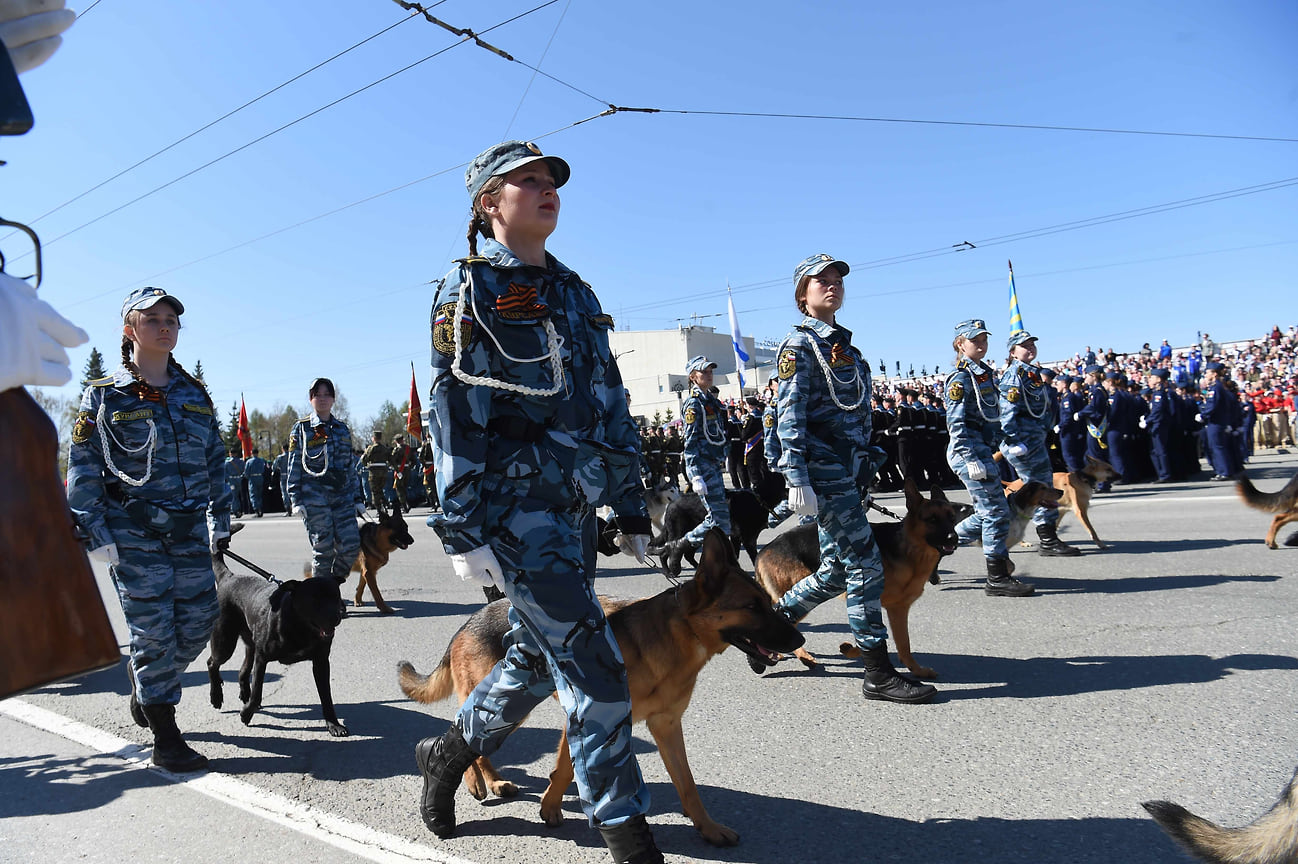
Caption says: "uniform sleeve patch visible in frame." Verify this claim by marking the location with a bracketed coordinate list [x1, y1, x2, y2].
[778, 350, 797, 380]
[763, 413, 775, 429]
[683, 407, 697, 425]
[432, 301, 474, 356]
[947, 381, 965, 403]
[72, 410, 96, 444]
[182, 403, 214, 416]
[1007, 387, 1021, 403]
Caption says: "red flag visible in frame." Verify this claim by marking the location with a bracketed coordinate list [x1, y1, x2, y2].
[237, 396, 253, 459]
[407, 363, 423, 441]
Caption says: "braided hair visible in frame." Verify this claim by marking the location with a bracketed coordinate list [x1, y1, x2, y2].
[465, 175, 506, 256]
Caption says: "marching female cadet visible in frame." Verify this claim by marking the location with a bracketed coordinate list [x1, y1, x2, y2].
[767, 254, 935, 703]
[286, 377, 364, 582]
[657, 356, 731, 575]
[945, 319, 1035, 596]
[414, 141, 660, 864]
[67, 287, 230, 772]
[999, 331, 1080, 557]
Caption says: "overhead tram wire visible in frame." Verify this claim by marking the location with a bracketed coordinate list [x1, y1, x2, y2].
[6, 8, 426, 236]
[12, 0, 562, 262]
[615, 174, 1298, 317]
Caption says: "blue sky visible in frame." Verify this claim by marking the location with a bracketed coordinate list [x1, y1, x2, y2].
[10, 0, 1297, 423]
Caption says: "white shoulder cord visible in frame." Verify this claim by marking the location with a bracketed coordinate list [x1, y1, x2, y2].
[807, 335, 866, 411]
[298, 423, 329, 477]
[692, 393, 728, 446]
[450, 264, 567, 397]
[964, 361, 999, 422]
[97, 399, 157, 487]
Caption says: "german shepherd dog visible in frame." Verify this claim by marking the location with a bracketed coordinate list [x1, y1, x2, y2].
[396, 529, 803, 846]
[650, 488, 769, 572]
[208, 552, 349, 737]
[752, 480, 959, 679]
[350, 505, 414, 613]
[1005, 455, 1119, 549]
[1143, 764, 1298, 864]
[1235, 471, 1298, 549]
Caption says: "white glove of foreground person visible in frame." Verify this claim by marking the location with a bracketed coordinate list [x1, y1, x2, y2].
[0, 0, 76, 74]
[617, 533, 650, 564]
[451, 545, 505, 591]
[0, 271, 89, 392]
[691, 476, 708, 497]
[788, 485, 817, 517]
[965, 460, 989, 481]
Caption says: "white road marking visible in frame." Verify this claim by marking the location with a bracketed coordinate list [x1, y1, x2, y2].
[0, 699, 477, 864]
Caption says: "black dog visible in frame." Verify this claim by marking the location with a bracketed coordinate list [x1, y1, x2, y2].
[207, 553, 348, 737]
[650, 488, 769, 574]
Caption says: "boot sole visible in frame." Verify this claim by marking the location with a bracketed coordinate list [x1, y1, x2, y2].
[152, 752, 208, 772]
[1038, 549, 1082, 557]
[985, 587, 1036, 597]
[862, 686, 937, 704]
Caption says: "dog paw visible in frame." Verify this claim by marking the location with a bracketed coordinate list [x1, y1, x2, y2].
[210, 690, 223, 710]
[489, 780, 518, 798]
[539, 801, 564, 828]
[700, 822, 740, 847]
[239, 706, 256, 726]
[377, 605, 395, 615]
[326, 721, 349, 737]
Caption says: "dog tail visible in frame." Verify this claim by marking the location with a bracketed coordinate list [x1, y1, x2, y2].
[1143, 766, 1298, 864]
[397, 656, 454, 704]
[1236, 473, 1298, 514]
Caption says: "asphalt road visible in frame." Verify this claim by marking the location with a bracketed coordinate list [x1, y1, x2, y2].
[5, 451, 1298, 864]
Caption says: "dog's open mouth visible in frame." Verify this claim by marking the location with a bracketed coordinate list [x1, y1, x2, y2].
[939, 540, 957, 555]
[396, 539, 411, 550]
[727, 635, 782, 667]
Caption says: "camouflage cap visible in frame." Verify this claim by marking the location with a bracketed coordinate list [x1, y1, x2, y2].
[1006, 329, 1037, 349]
[793, 253, 849, 289]
[465, 140, 570, 204]
[953, 318, 991, 340]
[121, 286, 184, 321]
[686, 355, 717, 374]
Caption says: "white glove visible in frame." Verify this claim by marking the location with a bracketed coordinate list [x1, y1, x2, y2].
[1138, 416, 1147, 429]
[1072, 412, 1080, 421]
[788, 485, 818, 517]
[210, 530, 230, 554]
[0, 271, 88, 392]
[617, 533, 650, 564]
[1225, 425, 1233, 433]
[88, 543, 118, 565]
[691, 477, 708, 497]
[450, 545, 505, 591]
[0, 0, 75, 74]
[1005, 443, 1028, 458]
[1053, 425, 1060, 433]
[966, 461, 989, 481]
[1195, 413, 1203, 423]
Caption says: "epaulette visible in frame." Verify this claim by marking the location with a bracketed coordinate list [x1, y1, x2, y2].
[298, 415, 312, 422]
[89, 376, 115, 387]
[454, 255, 489, 265]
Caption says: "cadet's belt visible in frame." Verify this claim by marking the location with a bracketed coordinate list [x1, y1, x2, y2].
[106, 485, 206, 540]
[488, 416, 548, 443]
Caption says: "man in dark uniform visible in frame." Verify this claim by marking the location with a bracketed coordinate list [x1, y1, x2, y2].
[1103, 371, 1140, 484]
[1040, 368, 1066, 473]
[418, 433, 439, 511]
[1058, 376, 1088, 473]
[1201, 362, 1242, 480]
[726, 406, 748, 489]
[1145, 369, 1175, 482]
[663, 426, 685, 492]
[896, 388, 920, 481]
[741, 396, 769, 490]
[361, 430, 391, 511]
[872, 395, 903, 491]
[390, 433, 413, 513]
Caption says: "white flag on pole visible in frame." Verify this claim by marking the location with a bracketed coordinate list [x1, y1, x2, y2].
[728, 287, 748, 389]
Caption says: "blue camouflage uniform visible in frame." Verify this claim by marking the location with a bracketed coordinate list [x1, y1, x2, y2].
[1058, 381, 1089, 473]
[243, 453, 268, 515]
[998, 341, 1058, 528]
[945, 325, 1010, 559]
[286, 411, 363, 581]
[680, 363, 732, 547]
[67, 365, 230, 707]
[772, 310, 888, 652]
[428, 237, 650, 829]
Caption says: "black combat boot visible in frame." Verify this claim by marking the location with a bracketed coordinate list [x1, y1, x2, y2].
[599, 813, 665, 864]
[415, 726, 479, 838]
[140, 704, 208, 772]
[985, 556, 1035, 597]
[861, 643, 937, 704]
[127, 662, 148, 728]
[1036, 523, 1081, 557]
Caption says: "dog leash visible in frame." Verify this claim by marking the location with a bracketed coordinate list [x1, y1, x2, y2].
[221, 548, 283, 585]
[868, 498, 903, 521]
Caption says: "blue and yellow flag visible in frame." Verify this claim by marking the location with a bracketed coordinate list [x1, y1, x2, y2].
[1008, 259, 1024, 336]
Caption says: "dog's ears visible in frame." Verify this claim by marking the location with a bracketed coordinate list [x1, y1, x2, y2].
[903, 477, 921, 507]
[928, 483, 949, 504]
[694, 528, 736, 602]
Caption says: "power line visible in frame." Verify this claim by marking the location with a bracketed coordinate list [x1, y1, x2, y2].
[76, 0, 103, 18]
[14, 8, 424, 232]
[17, 1, 560, 259]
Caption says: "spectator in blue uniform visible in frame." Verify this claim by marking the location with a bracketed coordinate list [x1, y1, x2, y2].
[1200, 362, 1242, 480]
[66, 286, 230, 773]
[766, 254, 934, 702]
[945, 319, 1034, 596]
[658, 356, 732, 575]
[286, 377, 364, 581]
[1144, 369, 1175, 482]
[414, 141, 660, 864]
[243, 447, 268, 517]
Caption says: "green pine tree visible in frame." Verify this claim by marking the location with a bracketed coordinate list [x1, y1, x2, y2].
[79, 347, 106, 390]
[192, 359, 206, 386]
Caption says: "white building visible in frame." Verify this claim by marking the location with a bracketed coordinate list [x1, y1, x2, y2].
[610, 325, 779, 426]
